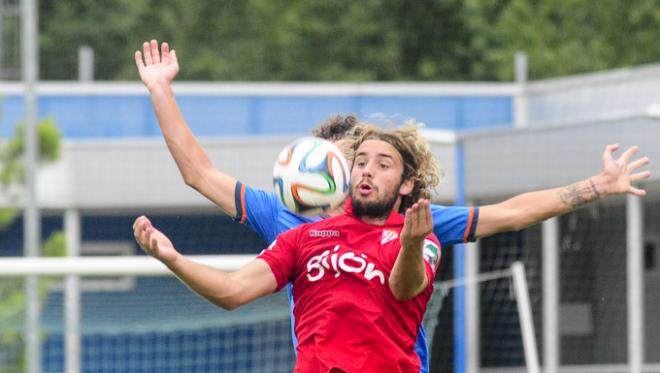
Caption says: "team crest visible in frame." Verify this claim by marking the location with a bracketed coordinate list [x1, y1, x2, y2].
[381, 229, 399, 245]
[423, 239, 441, 271]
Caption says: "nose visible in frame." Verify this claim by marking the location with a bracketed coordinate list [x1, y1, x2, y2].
[361, 161, 374, 178]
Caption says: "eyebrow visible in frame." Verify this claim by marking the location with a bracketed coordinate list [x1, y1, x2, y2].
[355, 152, 395, 160]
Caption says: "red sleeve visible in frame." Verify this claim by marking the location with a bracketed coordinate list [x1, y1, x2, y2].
[257, 228, 299, 291]
[421, 234, 442, 287]
[422, 235, 441, 274]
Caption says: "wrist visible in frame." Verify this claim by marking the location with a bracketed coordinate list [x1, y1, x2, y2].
[163, 251, 183, 270]
[401, 236, 424, 251]
[146, 79, 173, 95]
[590, 174, 611, 197]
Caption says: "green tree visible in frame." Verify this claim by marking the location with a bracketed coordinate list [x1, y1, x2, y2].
[0, 116, 64, 372]
[464, 0, 660, 80]
[35, 0, 660, 82]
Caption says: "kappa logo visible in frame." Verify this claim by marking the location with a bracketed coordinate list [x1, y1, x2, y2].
[380, 229, 399, 245]
[309, 229, 341, 238]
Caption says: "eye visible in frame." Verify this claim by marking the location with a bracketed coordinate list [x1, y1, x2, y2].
[379, 162, 390, 169]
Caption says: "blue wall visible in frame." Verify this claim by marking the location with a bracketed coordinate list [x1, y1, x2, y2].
[1, 94, 512, 138]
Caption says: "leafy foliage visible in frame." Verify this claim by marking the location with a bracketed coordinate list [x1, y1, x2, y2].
[0, 116, 64, 371]
[36, 0, 660, 82]
[0, 117, 61, 202]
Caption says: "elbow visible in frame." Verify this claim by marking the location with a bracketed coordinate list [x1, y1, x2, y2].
[220, 300, 240, 311]
[182, 174, 200, 189]
[392, 290, 416, 302]
[211, 295, 243, 311]
[181, 162, 213, 190]
[182, 169, 209, 193]
[209, 285, 243, 311]
[389, 281, 423, 302]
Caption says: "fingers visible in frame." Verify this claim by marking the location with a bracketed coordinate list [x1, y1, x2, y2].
[170, 49, 178, 66]
[140, 39, 163, 65]
[404, 199, 431, 235]
[148, 227, 160, 252]
[619, 146, 639, 164]
[134, 51, 144, 70]
[142, 42, 153, 65]
[415, 199, 430, 227]
[133, 215, 151, 231]
[138, 40, 176, 68]
[628, 156, 650, 171]
[150, 40, 160, 64]
[630, 186, 647, 197]
[161, 42, 170, 64]
[133, 215, 153, 249]
[603, 143, 620, 161]
[631, 170, 652, 182]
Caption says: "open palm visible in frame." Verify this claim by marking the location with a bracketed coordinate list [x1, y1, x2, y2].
[134, 39, 179, 88]
[600, 144, 651, 196]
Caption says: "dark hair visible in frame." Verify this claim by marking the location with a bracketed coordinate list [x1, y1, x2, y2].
[311, 115, 359, 141]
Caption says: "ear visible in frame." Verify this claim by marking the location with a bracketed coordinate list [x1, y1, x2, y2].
[398, 177, 414, 196]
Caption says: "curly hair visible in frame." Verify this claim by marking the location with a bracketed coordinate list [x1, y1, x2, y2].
[351, 124, 442, 213]
[311, 114, 378, 161]
[311, 115, 360, 141]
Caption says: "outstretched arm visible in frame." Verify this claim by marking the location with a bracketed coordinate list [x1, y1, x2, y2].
[390, 199, 432, 301]
[135, 40, 239, 217]
[133, 216, 277, 310]
[475, 144, 651, 238]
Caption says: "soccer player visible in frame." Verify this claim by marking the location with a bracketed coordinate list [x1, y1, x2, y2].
[135, 125, 444, 372]
[134, 40, 651, 371]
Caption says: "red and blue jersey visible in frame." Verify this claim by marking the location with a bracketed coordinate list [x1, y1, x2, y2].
[258, 201, 441, 372]
[234, 181, 479, 372]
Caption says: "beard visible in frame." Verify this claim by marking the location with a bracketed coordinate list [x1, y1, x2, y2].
[351, 187, 400, 220]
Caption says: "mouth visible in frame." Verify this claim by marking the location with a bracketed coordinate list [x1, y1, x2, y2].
[357, 182, 374, 196]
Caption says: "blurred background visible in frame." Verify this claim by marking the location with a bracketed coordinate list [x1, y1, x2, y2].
[1, 0, 660, 372]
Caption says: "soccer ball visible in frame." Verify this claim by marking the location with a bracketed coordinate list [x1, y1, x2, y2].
[273, 137, 350, 216]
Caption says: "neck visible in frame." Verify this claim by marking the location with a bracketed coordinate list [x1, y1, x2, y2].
[359, 216, 389, 226]
[326, 204, 344, 217]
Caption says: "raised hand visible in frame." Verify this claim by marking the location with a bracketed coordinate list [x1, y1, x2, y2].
[134, 39, 179, 90]
[598, 144, 651, 197]
[133, 215, 179, 265]
[400, 199, 433, 251]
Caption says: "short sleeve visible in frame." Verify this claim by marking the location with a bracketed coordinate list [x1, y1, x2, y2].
[257, 229, 299, 292]
[234, 181, 283, 243]
[419, 234, 441, 299]
[430, 205, 479, 246]
[422, 236, 442, 276]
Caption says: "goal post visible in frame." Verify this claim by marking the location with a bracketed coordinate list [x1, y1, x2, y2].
[0, 254, 297, 373]
[425, 261, 541, 373]
[0, 255, 540, 372]
[0, 255, 254, 276]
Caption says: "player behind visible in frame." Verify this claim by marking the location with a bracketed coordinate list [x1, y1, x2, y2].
[134, 125, 444, 372]
[134, 39, 651, 371]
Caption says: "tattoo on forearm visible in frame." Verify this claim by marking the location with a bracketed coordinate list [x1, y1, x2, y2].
[558, 179, 601, 209]
[589, 179, 601, 200]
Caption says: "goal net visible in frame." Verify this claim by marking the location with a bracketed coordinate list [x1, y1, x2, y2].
[0, 255, 538, 373]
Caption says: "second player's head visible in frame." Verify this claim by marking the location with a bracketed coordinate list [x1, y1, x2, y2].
[311, 114, 377, 161]
[349, 125, 440, 220]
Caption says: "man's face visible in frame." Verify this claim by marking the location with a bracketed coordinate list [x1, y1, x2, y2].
[350, 139, 412, 219]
